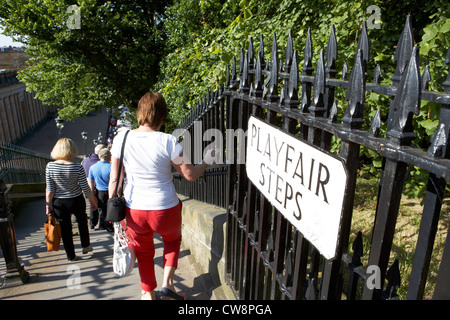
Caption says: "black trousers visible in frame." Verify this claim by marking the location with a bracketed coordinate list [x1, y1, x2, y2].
[97, 190, 111, 230]
[89, 189, 99, 228]
[52, 194, 90, 260]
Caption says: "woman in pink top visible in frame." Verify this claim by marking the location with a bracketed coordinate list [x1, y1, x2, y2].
[109, 92, 216, 300]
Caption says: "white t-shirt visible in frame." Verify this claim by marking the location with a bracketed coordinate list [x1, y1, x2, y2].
[110, 130, 183, 210]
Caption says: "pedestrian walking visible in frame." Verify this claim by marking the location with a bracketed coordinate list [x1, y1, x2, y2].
[88, 148, 113, 232]
[45, 137, 97, 261]
[81, 144, 105, 229]
[109, 92, 217, 300]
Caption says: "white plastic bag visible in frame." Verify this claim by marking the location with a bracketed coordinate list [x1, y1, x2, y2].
[113, 221, 136, 278]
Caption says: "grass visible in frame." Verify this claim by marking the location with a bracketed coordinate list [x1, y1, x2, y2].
[348, 176, 450, 300]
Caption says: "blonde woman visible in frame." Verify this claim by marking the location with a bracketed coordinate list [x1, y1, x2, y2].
[45, 138, 98, 261]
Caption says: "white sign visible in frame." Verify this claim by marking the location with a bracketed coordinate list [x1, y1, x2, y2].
[246, 116, 348, 260]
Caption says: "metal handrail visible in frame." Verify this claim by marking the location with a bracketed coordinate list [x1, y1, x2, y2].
[0, 144, 52, 184]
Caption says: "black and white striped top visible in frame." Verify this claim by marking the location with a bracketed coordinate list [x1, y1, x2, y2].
[45, 162, 92, 199]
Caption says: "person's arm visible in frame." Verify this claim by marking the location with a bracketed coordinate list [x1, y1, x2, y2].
[109, 130, 126, 197]
[87, 193, 98, 211]
[109, 156, 125, 198]
[88, 178, 96, 193]
[88, 168, 96, 193]
[171, 149, 216, 182]
[45, 163, 55, 217]
[87, 177, 98, 210]
[45, 191, 54, 217]
[78, 165, 97, 210]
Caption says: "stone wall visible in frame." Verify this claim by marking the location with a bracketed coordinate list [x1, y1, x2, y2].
[178, 194, 235, 300]
[0, 82, 56, 144]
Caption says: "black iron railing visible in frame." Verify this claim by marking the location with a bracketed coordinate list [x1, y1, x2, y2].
[0, 144, 52, 184]
[173, 164, 228, 209]
[174, 16, 450, 300]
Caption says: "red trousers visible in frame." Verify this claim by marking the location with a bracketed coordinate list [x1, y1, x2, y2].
[125, 200, 182, 292]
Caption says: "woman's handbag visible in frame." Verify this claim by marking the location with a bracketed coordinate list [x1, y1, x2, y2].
[106, 130, 130, 222]
[44, 217, 61, 251]
[113, 221, 136, 278]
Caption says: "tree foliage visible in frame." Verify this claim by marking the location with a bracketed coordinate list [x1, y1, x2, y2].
[156, 0, 449, 198]
[0, 0, 170, 120]
[158, 0, 449, 137]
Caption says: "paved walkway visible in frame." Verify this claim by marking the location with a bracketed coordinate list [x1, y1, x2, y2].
[0, 198, 213, 300]
[17, 109, 110, 157]
[0, 109, 214, 300]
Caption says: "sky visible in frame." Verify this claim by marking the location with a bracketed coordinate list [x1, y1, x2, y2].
[0, 28, 23, 47]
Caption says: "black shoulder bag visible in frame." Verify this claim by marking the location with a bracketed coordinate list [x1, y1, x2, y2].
[106, 130, 130, 222]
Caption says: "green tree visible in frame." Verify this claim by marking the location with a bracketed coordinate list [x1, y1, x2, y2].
[158, 0, 449, 136]
[0, 0, 171, 120]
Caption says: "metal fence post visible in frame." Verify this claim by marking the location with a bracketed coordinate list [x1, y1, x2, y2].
[0, 179, 29, 287]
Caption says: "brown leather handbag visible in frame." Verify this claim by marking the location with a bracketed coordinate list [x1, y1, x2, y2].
[44, 217, 61, 251]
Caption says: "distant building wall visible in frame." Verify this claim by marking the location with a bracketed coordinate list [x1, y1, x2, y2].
[0, 80, 57, 144]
